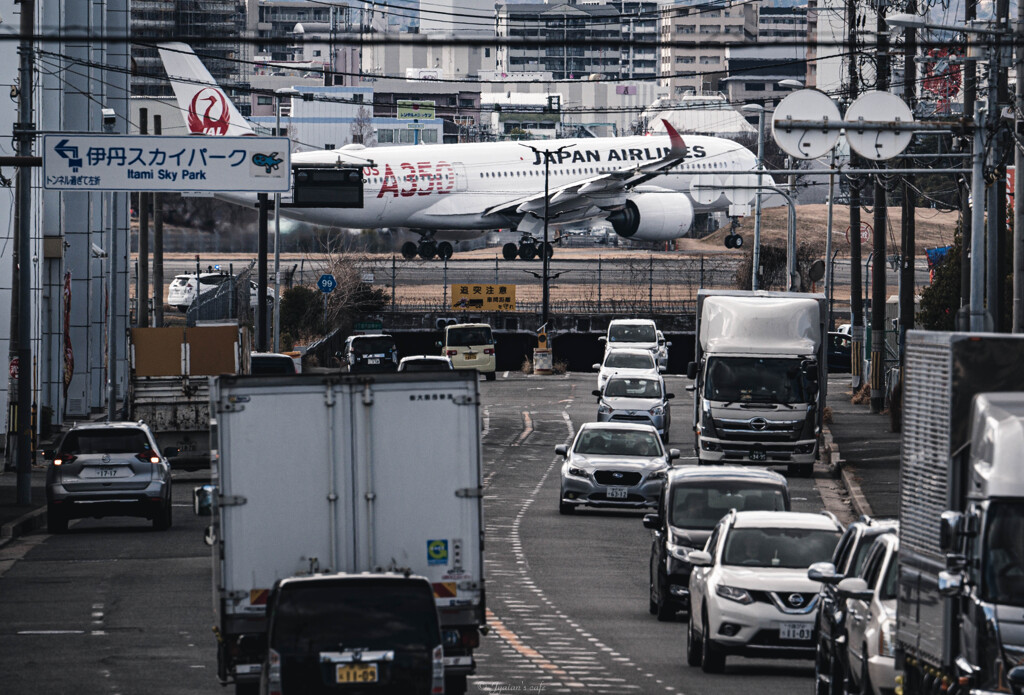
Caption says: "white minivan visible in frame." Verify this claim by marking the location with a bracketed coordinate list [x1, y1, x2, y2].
[442, 323, 496, 380]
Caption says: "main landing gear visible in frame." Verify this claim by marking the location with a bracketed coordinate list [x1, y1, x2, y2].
[502, 237, 554, 261]
[401, 240, 454, 260]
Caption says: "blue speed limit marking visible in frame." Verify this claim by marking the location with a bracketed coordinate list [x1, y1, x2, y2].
[318, 274, 337, 293]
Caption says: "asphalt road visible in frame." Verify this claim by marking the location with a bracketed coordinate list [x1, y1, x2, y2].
[0, 373, 852, 695]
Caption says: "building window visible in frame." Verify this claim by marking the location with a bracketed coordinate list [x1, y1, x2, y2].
[257, 96, 273, 105]
[747, 82, 765, 91]
[324, 143, 335, 150]
[377, 129, 394, 143]
[313, 50, 321, 57]
[422, 129, 438, 143]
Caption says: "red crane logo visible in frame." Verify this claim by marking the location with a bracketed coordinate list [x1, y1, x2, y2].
[187, 88, 231, 135]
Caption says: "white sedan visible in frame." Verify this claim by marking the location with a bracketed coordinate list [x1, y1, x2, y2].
[593, 347, 662, 392]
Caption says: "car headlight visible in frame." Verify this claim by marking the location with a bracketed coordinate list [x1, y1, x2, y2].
[598, 402, 612, 415]
[650, 406, 664, 416]
[666, 541, 693, 563]
[567, 466, 587, 478]
[715, 584, 754, 605]
[649, 469, 668, 480]
[879, 618, 895, 657]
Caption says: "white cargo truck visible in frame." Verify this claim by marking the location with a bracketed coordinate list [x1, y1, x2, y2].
[687, 290, 826, 476]
[896, 331, 1024, 695]
[208, 371, 485, 695]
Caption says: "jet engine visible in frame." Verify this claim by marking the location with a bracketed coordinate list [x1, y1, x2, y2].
[607, 192, 695, 241]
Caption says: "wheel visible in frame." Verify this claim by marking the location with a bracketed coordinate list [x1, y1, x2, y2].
[176, 305, 189, 313]
[789, 462, 814, 478]
[401, 241, 418, 260]
[814, 640, 831, 695]
[445, 673, 468, 695]
[47, 504, 67, 534]
[518, 243, 536, 260]
[541, 241, 554, 259]
[655, 568, 675, 622]
[418, 241, 437, 260]
[686, 610, 702, 666]
[558, 491, 574, 515]
[485, 371, 496, 381]
[502, 242, 519, 260]
[859, 646, 873, 695]
[700, 610, 725, 673]
[649, 566, 659, 615]
[437, 241, 454, 260]
[661, 430, 670, 444]
[152, 494, 172, 531]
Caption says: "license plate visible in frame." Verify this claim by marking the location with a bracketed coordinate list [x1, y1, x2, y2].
[750, 449, 767, 462]
[607, 486, 628, 499]
[86, 467, 125, 479]
[465, 353, 477, 360]
[779, 622, 813, 640]
[366, 358, 380, 365]
[336, 663, 378, 684]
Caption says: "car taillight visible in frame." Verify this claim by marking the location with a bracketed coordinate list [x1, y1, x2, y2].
[267, 647, 282, 695]
[136, 449, 160, 464]
[460, 627, 480, 648]
[483, 348, 494, 355]
[431, 644, 445, 694]
[53, 454, 76, 466]
[446, 350, 458, 357]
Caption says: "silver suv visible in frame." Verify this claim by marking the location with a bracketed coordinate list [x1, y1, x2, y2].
[45, 421, 173, 533]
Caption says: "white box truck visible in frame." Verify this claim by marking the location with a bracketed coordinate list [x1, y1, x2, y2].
[896, 331, 1024, 694]
[687, 290, 826, 476]
[207, 371, 484, 695]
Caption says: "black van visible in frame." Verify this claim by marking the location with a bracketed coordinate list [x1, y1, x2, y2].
[262, 574, 444, 695]
[337, 334, 399, 373]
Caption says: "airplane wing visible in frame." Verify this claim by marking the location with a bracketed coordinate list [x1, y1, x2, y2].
[481, 119, 688, 219]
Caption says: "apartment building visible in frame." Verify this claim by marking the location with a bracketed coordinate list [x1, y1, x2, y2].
[659, 0, 758, 96]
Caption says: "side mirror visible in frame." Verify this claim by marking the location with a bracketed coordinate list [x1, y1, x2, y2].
[598, 336, 606, 343]
[163, 446, 180, 459]
[592, 363, 601, 371]
[554, 444, 568, 457]
[687, 362, 698, 380]
[938, 570, 963, 596]
[688, 550, 712, 567]
[686, 384, 696, 392]
[592, 390, 602, 398]
[836, 576, 873, 601]
[807, 561, 843, 585]
[666, 393, 676, 400]
[669, 448, 681, 460]
[658, 366, 667, 373]
[643, 513, 660, 530]
[40, 450, 52, 461]
[193, 484, 215, 517]
[940, 510, 963, 552]
[666, 341, 672, 347]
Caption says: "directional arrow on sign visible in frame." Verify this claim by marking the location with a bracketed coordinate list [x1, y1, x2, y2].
[53, 139, 82, 171]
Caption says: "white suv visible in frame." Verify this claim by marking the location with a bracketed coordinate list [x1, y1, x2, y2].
[687, 510, 843, 673]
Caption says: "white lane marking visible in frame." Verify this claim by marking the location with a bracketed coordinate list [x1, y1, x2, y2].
[18, 630, 85, 635]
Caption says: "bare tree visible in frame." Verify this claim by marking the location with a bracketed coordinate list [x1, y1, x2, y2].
[351, 106, 376, 146]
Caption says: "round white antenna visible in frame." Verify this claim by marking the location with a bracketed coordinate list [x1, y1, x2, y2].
[771, 89, 841, 160]
[689, 174, 723, 205]
[723, 173, 757, 205]
[844, 91, 915, 161]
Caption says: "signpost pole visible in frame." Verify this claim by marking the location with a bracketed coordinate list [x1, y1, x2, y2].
[257, 194, 269, 352]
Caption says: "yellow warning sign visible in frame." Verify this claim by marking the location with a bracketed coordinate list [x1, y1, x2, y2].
[451, 284, 516, 311]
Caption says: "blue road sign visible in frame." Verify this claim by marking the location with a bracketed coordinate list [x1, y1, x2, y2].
[318, 274, 337, 293]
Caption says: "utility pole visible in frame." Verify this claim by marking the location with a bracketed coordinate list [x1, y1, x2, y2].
[153, 115, 164, 328]
[11, 0, 35, 503]
[899, 0, 917, 354]
[847, 0, 865, 389]
[870, 3, 889, 413]
[1015, 0, 1024, 332]
[991, 0, 1011, 331]
[137, 108, 149, 328]
[961, 0, 977, 314]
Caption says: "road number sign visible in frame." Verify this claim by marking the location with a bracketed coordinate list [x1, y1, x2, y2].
[318, 274, 337, 293]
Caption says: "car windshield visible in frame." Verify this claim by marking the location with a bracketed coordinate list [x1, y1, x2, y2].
[573, 429, 662, 457]
[59, 428, 149, 455]
[605, 352, 655, 370]
[723, 527, 840, 568]
[982, 502, 1024, 606]
[447, 326, 492, 346]
[704, 356, 810, 404]
[669, 483, 788, 530]
[353, 338, 396, 354]
[605, 377, 661, 398]
[608, 324, 657, 343]
[270, 583, 439, 652]
[172, 275, 191, 285]
[199, 274, 230, 286]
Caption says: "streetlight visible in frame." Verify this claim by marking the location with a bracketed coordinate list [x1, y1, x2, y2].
[273, 87, 299, 353]
[741, 104, 765, 291]
[776, 80, 803, 290]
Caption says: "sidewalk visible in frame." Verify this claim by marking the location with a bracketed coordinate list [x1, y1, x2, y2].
[0, 463, 49, 547]
[824, 377, 901, 519]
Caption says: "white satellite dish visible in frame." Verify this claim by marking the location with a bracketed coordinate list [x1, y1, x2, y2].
[771, 89, 841, 160]
[845, 91, 915, 161]
[723, 173, 757, 205]
[689, 174, 723, 205]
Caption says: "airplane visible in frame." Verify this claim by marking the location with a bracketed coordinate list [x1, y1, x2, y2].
[158, 42, 768, 261]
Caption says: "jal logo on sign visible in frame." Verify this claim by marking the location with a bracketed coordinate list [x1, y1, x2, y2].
[187, 88, 231, 135]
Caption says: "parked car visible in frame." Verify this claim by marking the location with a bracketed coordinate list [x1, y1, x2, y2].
[441, 323, 496, 380]
[600, 318, 660, 357]
[261, 573, 445, 695]
[594, 374, 674, 442]
[44, 420, 174, 533]
[836, 532, 899, 695]
[687, 510, 843, 673]
[828, 332, 852, 373]
[398, 355, 453, 372]
[644, 466, 790, 621]
[555, 422, 680, 515]
[250, 352, 298, 375]
[167, 272, 273, 313]
[593, 347, 661, 392]
[337, 333, 399, 373]
[655, 330, 672, 371]
[807, 516, 898, 695]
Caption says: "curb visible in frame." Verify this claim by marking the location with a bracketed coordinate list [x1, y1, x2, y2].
[0, 505, 48, 549]
[822, 424, 873, 519]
